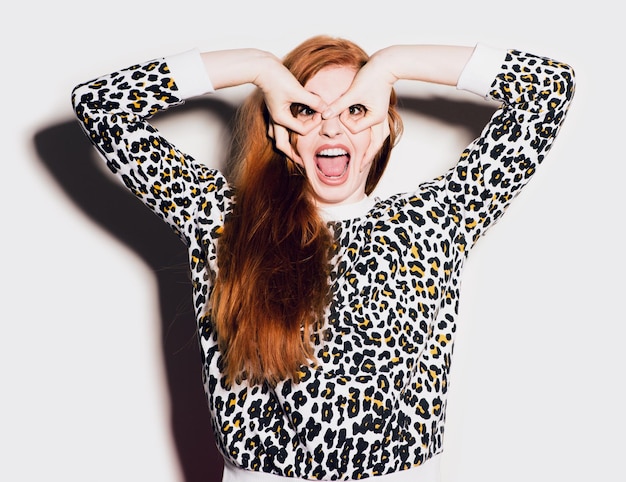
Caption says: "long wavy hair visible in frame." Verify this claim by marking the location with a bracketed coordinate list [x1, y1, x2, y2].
[211, 35, 403, 386]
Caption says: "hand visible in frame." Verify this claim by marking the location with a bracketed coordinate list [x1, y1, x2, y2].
[255, 60, 327, 135]
[322, 53, 397, 134]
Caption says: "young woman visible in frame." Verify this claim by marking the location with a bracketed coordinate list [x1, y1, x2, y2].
[72, 36, 575, 481]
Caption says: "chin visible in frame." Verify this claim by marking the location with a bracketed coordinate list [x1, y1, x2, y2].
[311, 187, 363, 208]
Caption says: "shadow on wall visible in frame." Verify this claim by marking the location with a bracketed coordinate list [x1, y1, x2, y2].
[33, 95, 494, 482]
[34, 97, 236, 482]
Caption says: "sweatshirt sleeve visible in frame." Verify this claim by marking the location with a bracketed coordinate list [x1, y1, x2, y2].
[164, 48, 215, 99]
[71, 50, 231, 247]
[426, 43, 576, 252]
[456, 43, 507, 98]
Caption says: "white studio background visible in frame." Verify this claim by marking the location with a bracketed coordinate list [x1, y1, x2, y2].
[2, 1, 623, 481]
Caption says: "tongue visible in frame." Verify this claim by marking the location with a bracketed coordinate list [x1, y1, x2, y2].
[317, 155, 348, 177]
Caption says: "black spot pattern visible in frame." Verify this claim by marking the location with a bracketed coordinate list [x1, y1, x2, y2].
[72, 49, 575, 479]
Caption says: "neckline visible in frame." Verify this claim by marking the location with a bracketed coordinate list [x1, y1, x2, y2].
[318, 195, 377, 222]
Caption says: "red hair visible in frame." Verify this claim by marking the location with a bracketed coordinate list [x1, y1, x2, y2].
[211, 36, 403, 386]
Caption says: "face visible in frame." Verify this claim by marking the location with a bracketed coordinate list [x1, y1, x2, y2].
[292, 66, 374, 208]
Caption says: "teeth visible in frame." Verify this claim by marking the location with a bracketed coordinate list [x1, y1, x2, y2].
[318, 148, 348, 157]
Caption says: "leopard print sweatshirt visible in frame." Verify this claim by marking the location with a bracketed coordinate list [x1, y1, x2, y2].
[72, 44, 575, 480]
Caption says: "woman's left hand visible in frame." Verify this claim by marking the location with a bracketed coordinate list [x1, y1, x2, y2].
[322, 52, 397, 134]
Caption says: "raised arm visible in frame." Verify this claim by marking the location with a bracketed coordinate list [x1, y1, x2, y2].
[435, 45, 575, 249]
[71, 47, 327, 245]
[324, 42, 575, 249]
[71, 51, 228, 246]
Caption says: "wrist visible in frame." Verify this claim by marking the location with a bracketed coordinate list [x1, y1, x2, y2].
[368, 47, 402, 86]
[201, 48, 278, 90]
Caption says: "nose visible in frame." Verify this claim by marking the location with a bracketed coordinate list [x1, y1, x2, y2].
[319, 115, 343, 138]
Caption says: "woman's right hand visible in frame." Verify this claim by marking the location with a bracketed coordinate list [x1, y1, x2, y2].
[255, 59, 327, 135]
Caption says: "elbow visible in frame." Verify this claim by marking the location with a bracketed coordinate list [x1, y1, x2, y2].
[70, 81, 95, 121]
[70, 83, 84, 119]
[566, 65, 576, 100]
[558, 61, 576, 101]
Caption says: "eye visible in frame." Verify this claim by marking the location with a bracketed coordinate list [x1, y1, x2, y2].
[291, 103, 317, 118]
[347, 104, 366, 118]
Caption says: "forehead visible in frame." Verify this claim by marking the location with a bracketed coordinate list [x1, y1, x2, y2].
[304, 65, 357, 102]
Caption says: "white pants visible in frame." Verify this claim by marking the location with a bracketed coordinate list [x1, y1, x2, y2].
[222, 453, 441, 482]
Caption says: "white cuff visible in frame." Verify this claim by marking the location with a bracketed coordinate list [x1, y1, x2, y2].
[165, 48, 215, 99]
[456, 43, 507, 99]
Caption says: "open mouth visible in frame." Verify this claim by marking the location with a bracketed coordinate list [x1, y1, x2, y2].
[315, 147, 350, 178]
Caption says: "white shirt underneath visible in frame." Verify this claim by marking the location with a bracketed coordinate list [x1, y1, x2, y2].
[222, 453, 441, 482]
[318, 195, 378, 222]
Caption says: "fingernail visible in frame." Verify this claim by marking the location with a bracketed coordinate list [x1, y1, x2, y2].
[321, 108, 334, 120]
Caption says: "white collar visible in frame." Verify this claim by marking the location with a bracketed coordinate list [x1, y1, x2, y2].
[318, 195, 377, 222]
